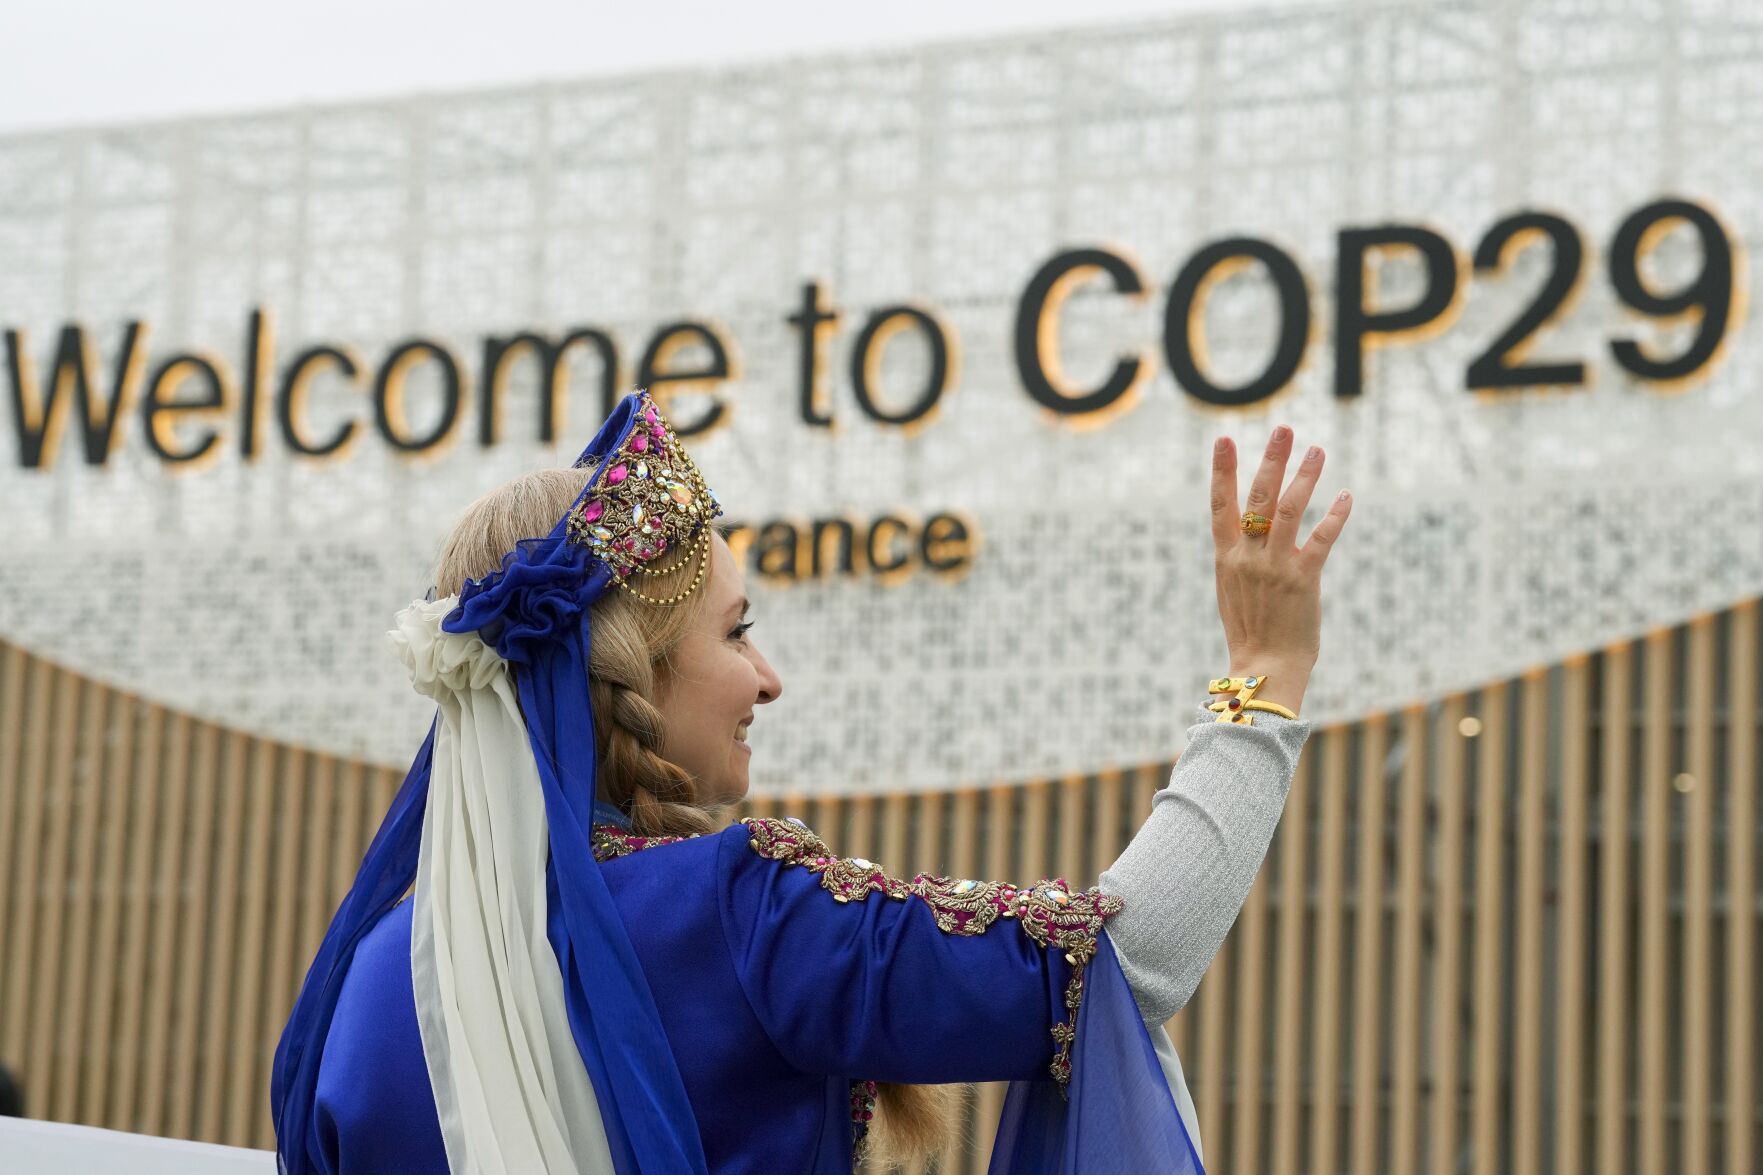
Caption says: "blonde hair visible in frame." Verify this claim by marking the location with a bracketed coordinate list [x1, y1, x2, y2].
[432, 466, 958, 1165]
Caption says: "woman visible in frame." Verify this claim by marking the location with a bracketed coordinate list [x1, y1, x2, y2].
[271, 391, 1350, 1174]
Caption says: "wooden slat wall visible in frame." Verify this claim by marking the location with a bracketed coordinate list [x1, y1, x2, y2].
[1432, 692, 1469, 1175]
[1, 601, 1760, 1172]
[1345, 712, 1386, 1172]
[1727, 604, 1758, 1175]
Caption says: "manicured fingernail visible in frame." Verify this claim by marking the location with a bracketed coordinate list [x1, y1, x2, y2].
[1338, 489, 1352, 501]
[1306, 445, 1321, 461]
[1215, 437, 1228, 455]
[1273, 426, 1291, 442]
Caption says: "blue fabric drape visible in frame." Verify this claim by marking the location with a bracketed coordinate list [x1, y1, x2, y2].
[271, 725, 435, 1174]
[991, 934, 1206, 1174]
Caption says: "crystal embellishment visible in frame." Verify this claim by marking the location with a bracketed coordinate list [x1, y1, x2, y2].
[562, 390, 723, 598]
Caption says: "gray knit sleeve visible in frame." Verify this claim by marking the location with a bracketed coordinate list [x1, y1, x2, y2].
[1096, 706, 1310, 1026]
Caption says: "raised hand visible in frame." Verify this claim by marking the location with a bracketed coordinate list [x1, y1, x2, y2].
[1208, 425, 1353, 716]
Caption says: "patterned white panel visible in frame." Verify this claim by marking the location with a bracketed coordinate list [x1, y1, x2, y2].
[2, 0, 1762, 793]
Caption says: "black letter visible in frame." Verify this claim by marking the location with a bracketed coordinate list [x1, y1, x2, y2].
[1608, 198, 1735, 384]
[278, 345, 362, 458]
[374, 339, 464, 454]
[1164, 238, 1309, 407]
[849, 306, 953, 428]
[5, 322, 147, 469]
[755, 521, 801, 580]
[866, 515, 914, 576]
[141, 352, 233, 464]
[1334, 225, 1460, 398]
[920, 513, 975, 577]
[719, 522, 757, 573]
[810, 517, 857, 577]
[1465, 212, 1586, 391]
[1015, 247, 1149, 420]
[787, 282, 839, 428]
[240, 308, 274, 460]
[636, 322, 734, 437]
[479, 328, 619, 447]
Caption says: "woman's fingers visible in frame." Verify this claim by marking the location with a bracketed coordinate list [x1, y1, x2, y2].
[1218, 428, 1349, 569]
[1298, 488, 1354, 575]
[1269, 443, 1324, 548]
[1209, 436, 1241, 549]
[1242, 426, 1293, 540]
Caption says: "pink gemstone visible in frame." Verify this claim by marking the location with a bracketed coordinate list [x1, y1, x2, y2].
[631, 433, 649, 453]
[655, 538, 668, 551]
[581, 500, 603, 523]
[644, 406, 659, 424]
[638, 547, 652, 559]
[607, 464, 628, 485]
[651, 427, 667, 444]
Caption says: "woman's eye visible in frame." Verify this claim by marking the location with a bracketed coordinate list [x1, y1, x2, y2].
[730, 620, 755, 642]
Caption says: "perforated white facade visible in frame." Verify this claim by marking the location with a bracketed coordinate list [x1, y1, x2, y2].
[3, 0, 1761, 791]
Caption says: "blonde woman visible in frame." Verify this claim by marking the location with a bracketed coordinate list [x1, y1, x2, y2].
[271, 391, 1349, 1174]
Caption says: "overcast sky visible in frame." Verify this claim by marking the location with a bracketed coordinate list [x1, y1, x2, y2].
[1, 0, 1321, 135]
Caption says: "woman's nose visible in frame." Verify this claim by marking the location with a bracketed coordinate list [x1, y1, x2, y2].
[754, 649, 783, 704]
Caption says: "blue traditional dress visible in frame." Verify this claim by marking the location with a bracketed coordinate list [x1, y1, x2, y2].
[273, 391, 1205, 1174]
[311, 814, 1204, 1173]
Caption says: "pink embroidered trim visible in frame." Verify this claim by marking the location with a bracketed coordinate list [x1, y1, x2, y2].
[741, 816, 1121, 1091]
[590, 825, 689, 862]
[848, 1079, 877, 1162]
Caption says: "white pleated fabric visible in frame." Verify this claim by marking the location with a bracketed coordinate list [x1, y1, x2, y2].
[1150, 1024, 1205, 1165]
[389, 598, 616, 1175]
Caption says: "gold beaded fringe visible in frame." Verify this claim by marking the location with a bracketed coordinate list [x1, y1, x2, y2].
[612, 528, 711, 606]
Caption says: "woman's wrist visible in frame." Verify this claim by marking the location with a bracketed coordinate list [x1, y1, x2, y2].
[1223, 658, 1313, 717]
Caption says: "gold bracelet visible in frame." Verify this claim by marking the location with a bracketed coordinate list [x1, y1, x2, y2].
[1204, 674, 1297, 724]
[1206, 698, 1300, 722]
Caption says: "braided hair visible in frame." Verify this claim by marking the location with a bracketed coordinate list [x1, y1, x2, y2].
[582, 601, 720, 837]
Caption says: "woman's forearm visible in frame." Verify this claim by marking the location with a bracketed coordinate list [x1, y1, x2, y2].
[1096, 707, 1310, 1025]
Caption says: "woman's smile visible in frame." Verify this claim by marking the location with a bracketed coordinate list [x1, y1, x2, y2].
[653, 538, 781, 807]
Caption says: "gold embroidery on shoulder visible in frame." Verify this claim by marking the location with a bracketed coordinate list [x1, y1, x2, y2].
[591, 824, 690, 863]
[741, 816, 1121, 1090]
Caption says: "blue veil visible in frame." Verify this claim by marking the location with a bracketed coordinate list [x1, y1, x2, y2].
[271, 392, 709, 1174]
[992, 933, 1208, 1172]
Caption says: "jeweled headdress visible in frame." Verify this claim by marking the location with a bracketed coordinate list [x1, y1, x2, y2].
[564, 390, 722, 606]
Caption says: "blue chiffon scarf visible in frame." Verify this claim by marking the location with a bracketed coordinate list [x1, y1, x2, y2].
[992, 933, 1207, 1173]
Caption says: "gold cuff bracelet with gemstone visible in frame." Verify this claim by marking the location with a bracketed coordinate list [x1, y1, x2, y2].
[1205, 674, 1298, 724]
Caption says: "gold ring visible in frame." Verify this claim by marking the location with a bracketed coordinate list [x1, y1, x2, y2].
[1240, 512, 1271, 537]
